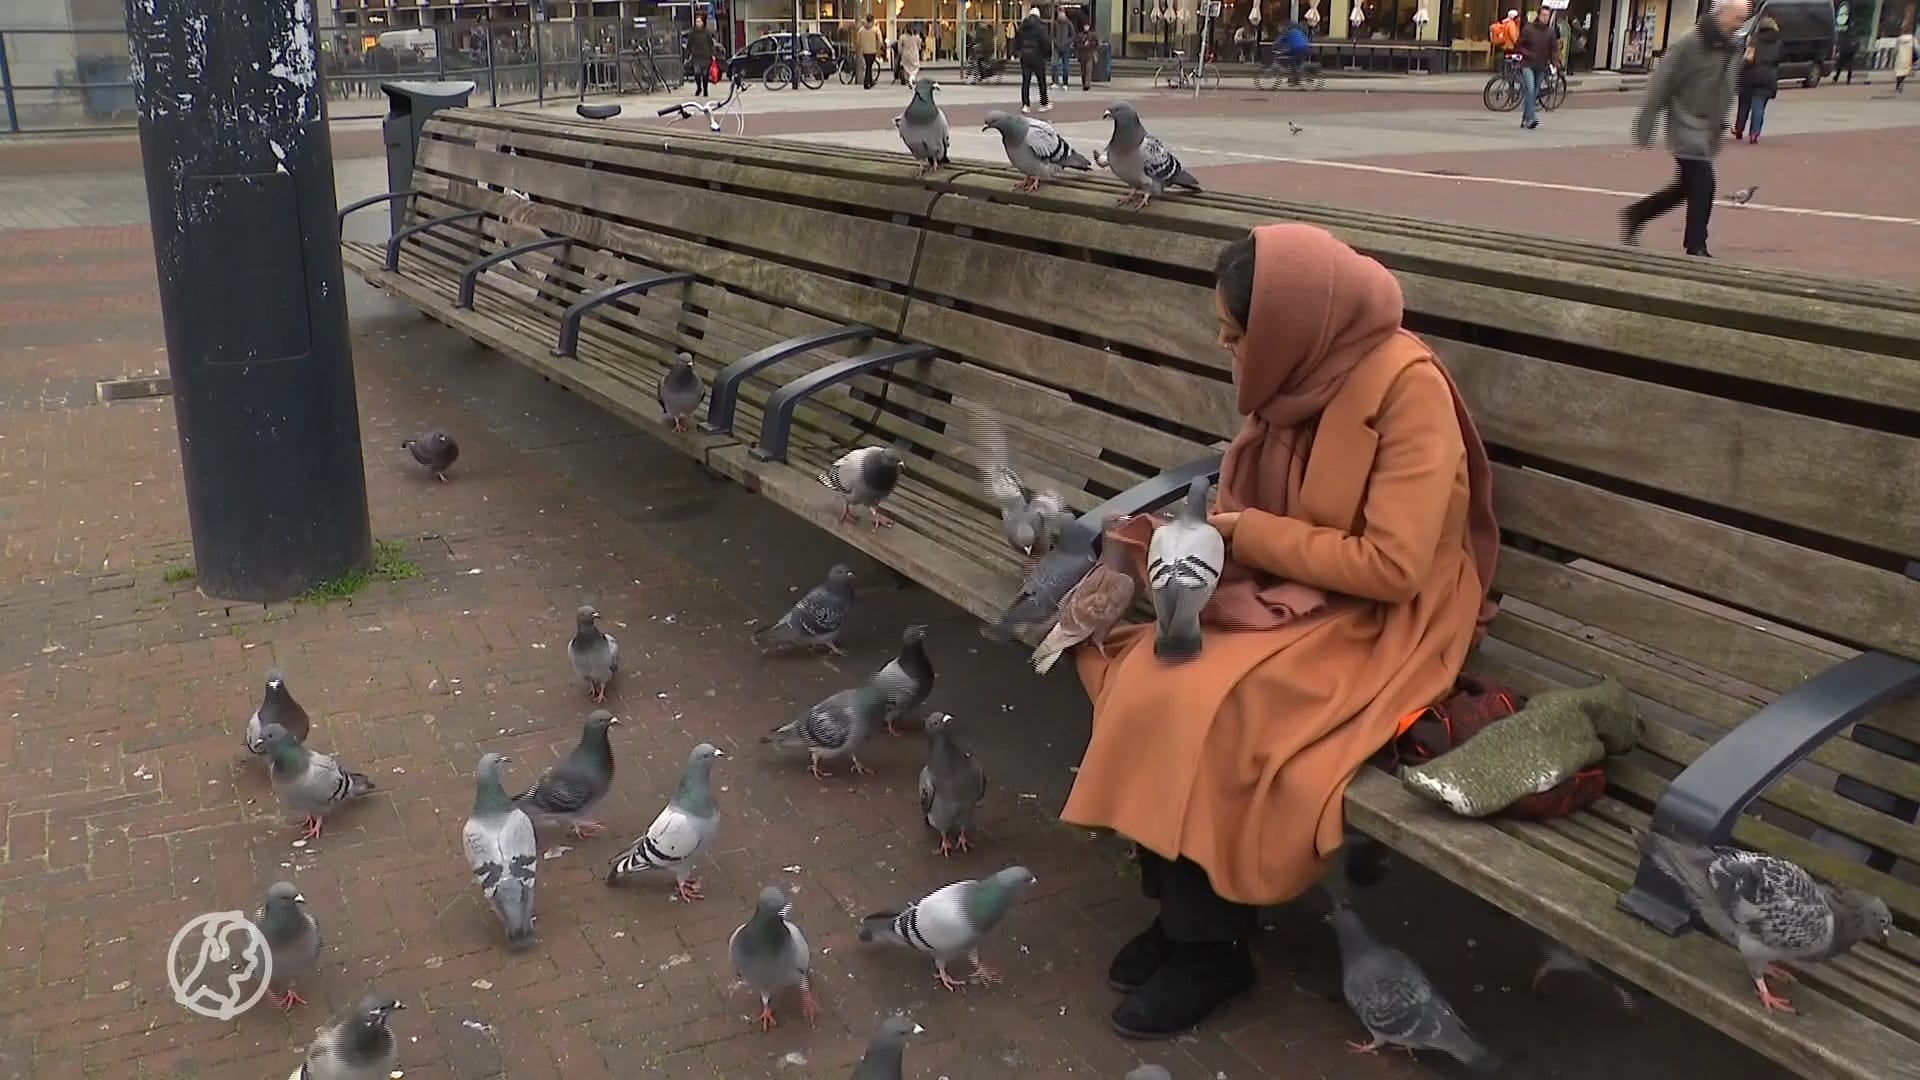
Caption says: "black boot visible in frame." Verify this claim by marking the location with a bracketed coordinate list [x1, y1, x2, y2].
[1107, 920, 1172, 991]
[1110, 940, 1255, 1040]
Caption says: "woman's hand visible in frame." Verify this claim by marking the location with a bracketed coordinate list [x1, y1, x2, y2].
[1207, 512, 1241, 542]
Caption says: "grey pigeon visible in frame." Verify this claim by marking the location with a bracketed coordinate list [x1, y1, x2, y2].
[260, 723, 376, 841]
[1125, 1068, 1172, 1080]
[983, 111, 1092, 192]
[753, 564, 856, 654]
[895, 76, 950, 176]
[1030, 521, 1136, 674]
[244, 667, 310, 756]
[513, 709, 620, 837]
[401, 430, 458, 481]
[1101, 101, 1201, 209]
[981, 524, 1099, 643]
[568, 604, 621, 703]
[606, 742, 724, 902]
[1328, 904, 1500, 1071]
[463, 752, 538, 949]
[1148, 476, 1224, 661]
[852, 1016, 924, 1080]
[299, 993, 404, 1080]
[918, 712, 987, 857]
[874, 623, 935, 736]
[762, 681, 889, 779]
[657, 352, 705, 433]
[1288, 121, 1305, 135]
[858, 864, 1036, 990]
[966, 405, 1069, 564]
[730, 885, 817, 1031]
[252, 881, 321, 1012]
[819, 445, 903, 529]
[1639, 830, 1890, 1013]
[1728, 185, 1759, 205]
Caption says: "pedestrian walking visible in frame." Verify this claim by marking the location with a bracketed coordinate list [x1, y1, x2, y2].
[1833, 27, 1858, 83]
[686, 12, 717, 98]
[1075, 19, 1102, 90]
[1622, 0, 1749, 257]
[1054, 7, 1077, 87]
[1896, 9, 1915, 93]
[1517, 8, 1556, 129]
[1234, 23, 1255, 63]
[899, 23, 924, 84]
[973, 22, 998, 81]
[1018, 7, 1054, 112]
[1732, 16, 1780, 143]
[856, 16, 884, 89]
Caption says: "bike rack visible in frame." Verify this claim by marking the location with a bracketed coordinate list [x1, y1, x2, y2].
[384, 210, 487, 272]
[456, 237, 573, 310]
[702, 326, 880, 436]
[553, 271, 698, 358]
[751, 343, 937, 463]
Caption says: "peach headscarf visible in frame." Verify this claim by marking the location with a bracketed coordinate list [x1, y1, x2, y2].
[1206, 223, 1500, 631]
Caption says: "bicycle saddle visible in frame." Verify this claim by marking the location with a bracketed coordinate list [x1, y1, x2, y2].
[576, 103, 622, 120]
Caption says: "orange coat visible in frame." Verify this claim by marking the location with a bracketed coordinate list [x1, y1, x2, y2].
[1063, 336, 1484, 905]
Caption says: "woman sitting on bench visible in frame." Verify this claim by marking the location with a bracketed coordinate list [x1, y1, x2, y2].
[1063, 223, 1500, 1040]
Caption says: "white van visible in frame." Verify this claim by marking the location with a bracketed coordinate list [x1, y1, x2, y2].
[377, 28, 438, 61]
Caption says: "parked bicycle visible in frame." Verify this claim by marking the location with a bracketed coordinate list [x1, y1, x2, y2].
[765, 53, 826, 90]
[1482, 51, 1566, 112]
[1153, 49, 1220, 94]
[659, 70, 748, 134]
[1254, 55, 1326, 91]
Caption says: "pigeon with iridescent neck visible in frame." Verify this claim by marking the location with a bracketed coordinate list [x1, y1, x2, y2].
[568, 604, 620, 703]
[261, 723, 376, 841]
[606, 742, 724, 902]
[919, 712, 987, 856]
[852, 1016, 924, 1079]
[463, 752, 538, 949]
[298, 993, 404, 1080]
[252, 881, 321, 1011]
[730, 885, 817, 1031]
[895, 76, 949, 176]
[244, 667, 310, 756]
[513, 710, 619, 838]
[858, 865, 1036, 990]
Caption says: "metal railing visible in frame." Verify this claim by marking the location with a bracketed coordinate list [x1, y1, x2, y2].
[1, 19, 684, 135]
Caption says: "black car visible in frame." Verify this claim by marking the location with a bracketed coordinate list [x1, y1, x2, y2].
[725, 32, 838, 80]
[1746, 0, 1837, 86]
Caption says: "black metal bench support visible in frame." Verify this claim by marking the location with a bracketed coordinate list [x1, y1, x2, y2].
[384, 210, 487, 272]
[336, 190, 420, 235]
[701, 326, 880, 437]
[456, 237, 573, 309]
[1058, 455, 1224, 551]
[1619, 649, 1920, 935]
[751, 344, 938, 463]
[553, 272, 698, 358]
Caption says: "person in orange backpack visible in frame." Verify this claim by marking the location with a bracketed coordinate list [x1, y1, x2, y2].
[1490, 9, 1521, 52]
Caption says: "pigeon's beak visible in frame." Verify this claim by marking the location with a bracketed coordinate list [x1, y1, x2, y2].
[293, 893, 307, 904]
[498, 754, 512, 763]
[912, 1023, 926, 1034]
[391, 1001, 407, 1010]
[608, 717, 623, 726]
[714, 748, 728, 757]
[1101, 109, 1110, 119]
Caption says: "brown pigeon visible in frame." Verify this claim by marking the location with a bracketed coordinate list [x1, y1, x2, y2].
[1029, 519, 1136, 674]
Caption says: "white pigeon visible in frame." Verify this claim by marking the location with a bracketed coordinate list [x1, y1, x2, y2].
[982, 110, 1092, 192]
[1148, 475, 1224, 660]
[1101, 101, 1202, 209]
[605, 743, 724, 902]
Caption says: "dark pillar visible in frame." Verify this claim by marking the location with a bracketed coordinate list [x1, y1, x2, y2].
[123, 0, 373, 601]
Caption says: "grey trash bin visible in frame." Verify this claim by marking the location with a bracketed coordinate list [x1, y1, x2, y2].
[379, 80, 476, 236]
[1095, 41, 1113, 82]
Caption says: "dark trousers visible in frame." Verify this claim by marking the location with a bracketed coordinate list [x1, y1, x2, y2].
[1138, 850, 1256, 943]
[1019, 59, 1050, 106]
[1626, 156, 1715, 254]
[1834, 51, 1854, 82]
[1079, 55, 1093, 89]
[861, 53, 878, 87]
[694, 65, 710, 96]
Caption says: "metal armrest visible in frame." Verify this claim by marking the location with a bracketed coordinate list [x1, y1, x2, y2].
[751, 344, 938, 463]
[701, 326, 880, 437]
[456, 237, 573, 309]
[384, 210, 487, 272]
[553, 272, 697, 358]
[337, 190, 419, 234]
[1619, 650, 1920, 935]
[1057, 455, 1224, 550]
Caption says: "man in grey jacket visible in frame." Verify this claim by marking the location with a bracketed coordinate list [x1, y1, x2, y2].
[1621, 0, 1748, 257]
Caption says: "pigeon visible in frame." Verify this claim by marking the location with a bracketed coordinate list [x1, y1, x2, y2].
[1727, 185, 1759, 205]
[819, 445, 903, 529]
[463, 752, 538, 949]
[568, 604, 621, 703]
[300, 993, 404, 1080]
[965, 405, 1070, 565]
[1101, 101, 1202, 209]
[657, 352, 705, 433]
[763, 681, 889, 779]
[1328, 904, 1500, 1071]
[852, 1016, 925, 1080]
[606, 742, 724, 902]
[1148, 476, 1224, 661]
[857, 864, 1037, 990]
[243, 667, 310, 756]
[1289, 121, 1305, 135]
[260, 723, 376, 841]
[981, 524, 1100, 643]
[896, 75, 950, 176]
[874, 623, 935, 736]
[919, 711, 987, 856]
[983, 110, 1092, 192]
[513, 709, 620, 838]
[1126, 1068, 1173, 1080]
[753, 563, 857, 654]
[400, 430, 458, 481]
[1030, 520, 1137, 674]
[1637, 830, 1891, 1013]
[1530, 936, 1643, 1013]
[252, 881, 321, 1011]
[730, 885, 818, 1031]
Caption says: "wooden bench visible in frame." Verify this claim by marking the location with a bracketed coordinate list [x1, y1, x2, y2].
[339, 109, 1920, 1080]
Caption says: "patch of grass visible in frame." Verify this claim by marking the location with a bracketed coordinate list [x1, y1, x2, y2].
[161, 564, 195, 583]
[296, 540, 421, 604]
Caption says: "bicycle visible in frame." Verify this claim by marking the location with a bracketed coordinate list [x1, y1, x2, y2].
[764, 53, 825, 90]
[960, 54, 1008, 84]
[1254, 55, 1326, 91]
[658, 71, 747, 134]
[837, 52, 859, 84]
[1153, 49, 1221, 95]
[1482, 52, 1566, 113]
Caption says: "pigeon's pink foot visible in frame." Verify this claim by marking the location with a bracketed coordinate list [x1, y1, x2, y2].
[756, 1004, 778, 1032]
[836, 500, 854, 525]
[968, 951, 1002, 985]
[869, 507, 893, 530]
[934, 964, 967, 992]
[824, 640, 848, 656]
[937, 837, 955, 857]
[266, 987, 306, 1011]
[1754, 978, 1797, 1014]
[570, 820, 607, 838]
[297, 816, 323, 841]
[808, 759, 834, 780]
[435, 472, 449, 483]
[849, 757, 874, 776]
[1764, 963, 1797, 984]
[1530, 964, 1554, 994]
[800, 987, 819, 1024]
[957, 831, 974, 853]
[886, 718, 904, 736]
[674, 878, 705, 902]
[1346, 1040, 1381, 1054]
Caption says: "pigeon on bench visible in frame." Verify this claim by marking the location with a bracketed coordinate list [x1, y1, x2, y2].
[1148, 476, 1224, 661]
[657, 352, 705, 433]
[983, 111, 1092, 192]
[966, 404, 1069, 566]
[1030, 519, 1136, 674]
[896, 75, 950, 177]
[819, 445, 903, 529]
[1100, 101, 1202, 209]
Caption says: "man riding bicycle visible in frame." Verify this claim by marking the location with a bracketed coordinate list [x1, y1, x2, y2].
[1279, 21, 1311, 84]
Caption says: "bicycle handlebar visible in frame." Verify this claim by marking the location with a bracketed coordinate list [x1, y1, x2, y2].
[657, 104, 686, 117]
